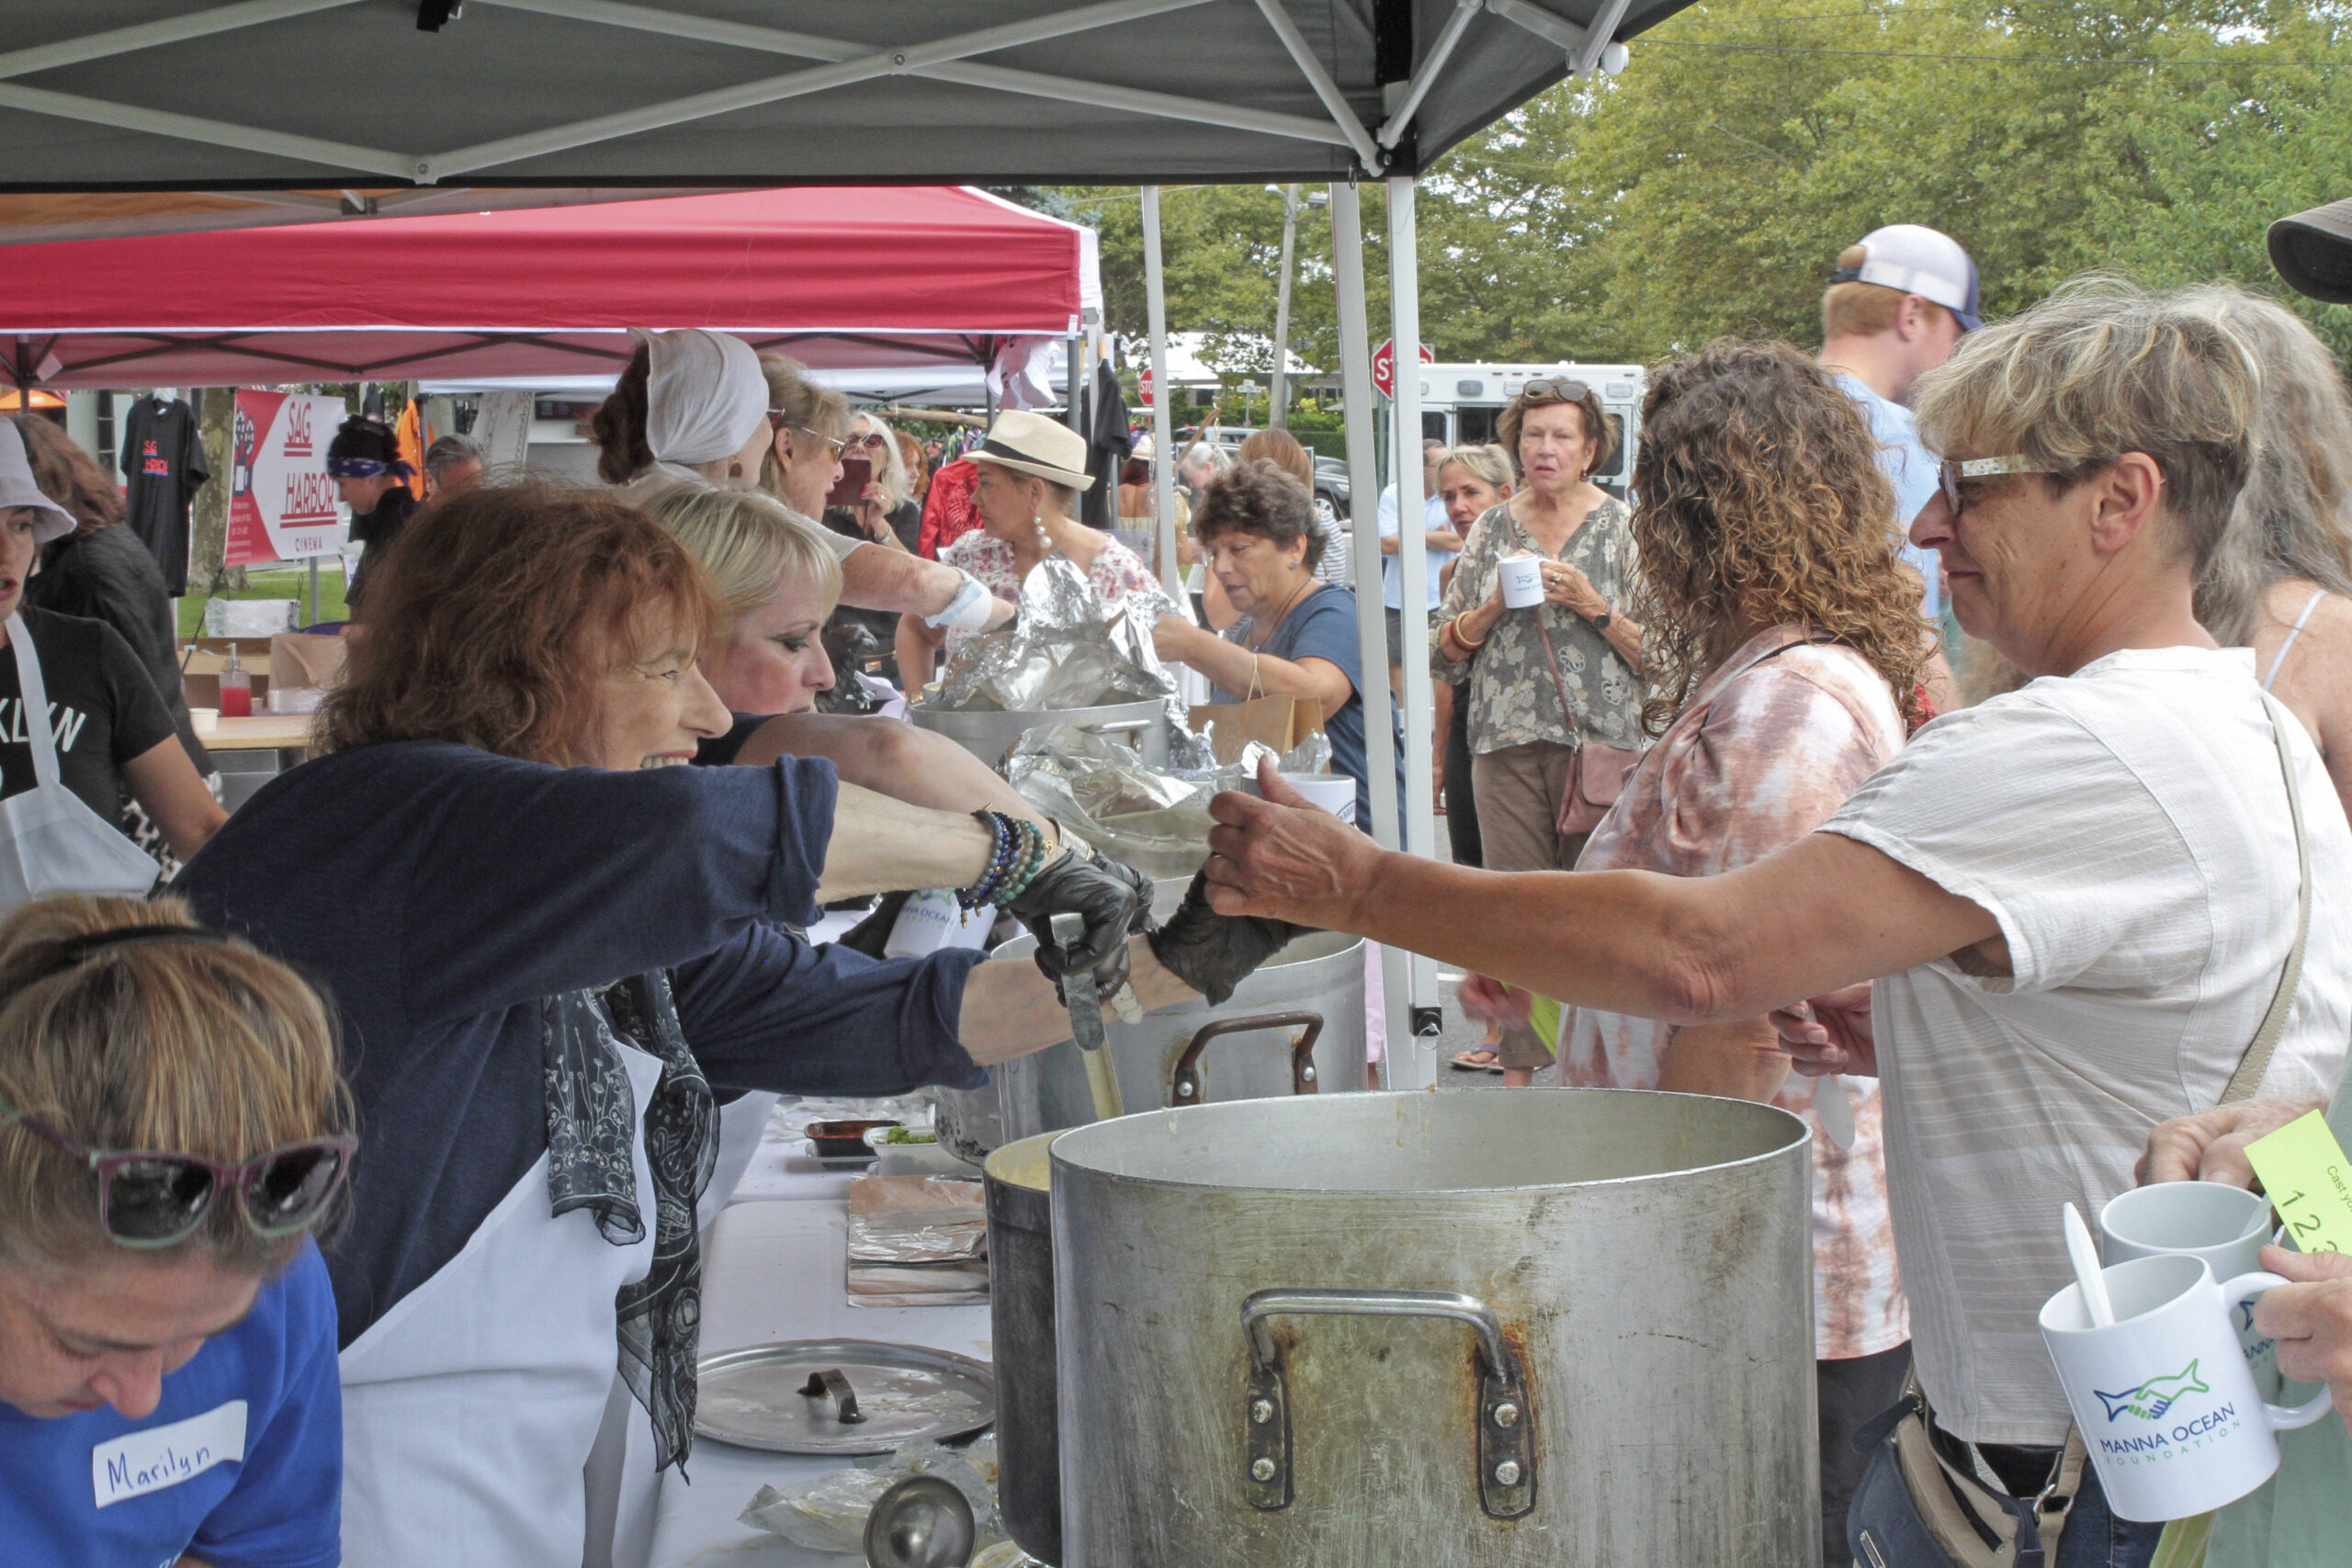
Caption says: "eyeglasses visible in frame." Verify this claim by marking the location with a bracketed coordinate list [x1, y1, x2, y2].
[766, 414, 847, 459]
[1521, 378, 1589, 402]
[1936, 455, 2064, 518]
[0, 1100, 356, 1249]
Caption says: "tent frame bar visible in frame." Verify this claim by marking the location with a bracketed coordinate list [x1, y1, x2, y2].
[1376, 0, 1483, 151]
[487, 0, 1353, 153]
[1249, 0, 1385, 172]
[0, 0, 361, 80]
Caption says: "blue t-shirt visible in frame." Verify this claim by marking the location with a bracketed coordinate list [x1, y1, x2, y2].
[1212, 582, 1403, 828]
[1831, 371, 1942, 620]
[0, 1243, 342, 1568]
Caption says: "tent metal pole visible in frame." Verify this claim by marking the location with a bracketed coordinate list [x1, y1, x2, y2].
[1065, 335, 1082, 433]
[1386, 174, 1441, 1079]
[1141, 186, 1180, 592]
[1270, 185, 1296, 429]
[1328, 179, 1416, 1072]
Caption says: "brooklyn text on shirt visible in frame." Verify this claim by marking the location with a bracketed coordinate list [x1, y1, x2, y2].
[91, 1400, 247, 1508]
[0, 696, 90, 750]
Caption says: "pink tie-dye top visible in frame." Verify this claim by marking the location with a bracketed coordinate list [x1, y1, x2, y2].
[1561, 622, 1910, 1359]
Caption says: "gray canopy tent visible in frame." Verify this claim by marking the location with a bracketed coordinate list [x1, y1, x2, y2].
[1, 0, 1694, 1082]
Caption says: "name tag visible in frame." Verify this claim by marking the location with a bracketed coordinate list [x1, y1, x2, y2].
[91, 1401, 247, 1509]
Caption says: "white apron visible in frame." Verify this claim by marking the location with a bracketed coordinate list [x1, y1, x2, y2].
[582, 1089, 775, 1568]
[0, 613, 162, 911]
[337, 1042, 667, 1568]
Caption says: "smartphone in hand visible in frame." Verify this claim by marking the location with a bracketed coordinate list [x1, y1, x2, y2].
[826, 456, 873, 510]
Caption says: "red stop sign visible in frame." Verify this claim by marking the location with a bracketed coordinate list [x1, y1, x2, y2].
[1371, 339, 1433, 400]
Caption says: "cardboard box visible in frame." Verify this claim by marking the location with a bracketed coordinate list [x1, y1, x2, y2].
[269, 632, 346, 694]
[180, 641, 273, 711]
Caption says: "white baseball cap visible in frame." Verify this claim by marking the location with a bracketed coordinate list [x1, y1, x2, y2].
[1834, 224, 1983, 332]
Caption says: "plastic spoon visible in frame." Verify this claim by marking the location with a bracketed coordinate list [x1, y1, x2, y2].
[1815, 1075, 1857, 1151]
[2063, 1201, 2116, 1327]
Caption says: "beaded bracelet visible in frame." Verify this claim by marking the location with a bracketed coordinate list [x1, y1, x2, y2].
[959, 812, 1056, 909]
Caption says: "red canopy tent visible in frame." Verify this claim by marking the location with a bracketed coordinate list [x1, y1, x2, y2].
[5, 185, 1099, 398]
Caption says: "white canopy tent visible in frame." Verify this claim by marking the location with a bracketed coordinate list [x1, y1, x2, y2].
[0, 0, 1690, 1077]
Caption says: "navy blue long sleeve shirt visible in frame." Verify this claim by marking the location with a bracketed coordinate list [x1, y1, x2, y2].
[176, 741, 987, 1346]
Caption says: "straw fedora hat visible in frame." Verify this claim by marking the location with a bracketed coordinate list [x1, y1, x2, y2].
[961, 408, 1093, 490]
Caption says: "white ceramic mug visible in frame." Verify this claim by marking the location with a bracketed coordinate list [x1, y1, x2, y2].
[2040, 1254, 2333, 1521]
[1285, 773, 1357, 826]
[1497, 554, 1545, 609]
[2103, 1182, 2279, 1397]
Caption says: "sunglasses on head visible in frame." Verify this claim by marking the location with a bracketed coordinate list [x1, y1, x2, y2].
[1521, 378, 1590, 402]
[1936, 455, 2064, 518]
[1, 1100, 355, 1249]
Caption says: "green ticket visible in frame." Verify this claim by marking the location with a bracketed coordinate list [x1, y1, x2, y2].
[2245, 1110, 2352, 1256]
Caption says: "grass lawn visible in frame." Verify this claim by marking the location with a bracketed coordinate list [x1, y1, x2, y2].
[177, 566, 350, 638]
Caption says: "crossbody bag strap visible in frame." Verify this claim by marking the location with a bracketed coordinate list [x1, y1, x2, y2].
[5, 614, 62, 791]
[2223, 693, 2312, 1105]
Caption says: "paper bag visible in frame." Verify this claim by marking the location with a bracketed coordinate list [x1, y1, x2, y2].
[269, 632, 346, 692]
[1189, 694, 1323, 766]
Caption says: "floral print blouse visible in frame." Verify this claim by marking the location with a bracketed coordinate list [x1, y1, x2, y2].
[1431, 496, 1645, 754]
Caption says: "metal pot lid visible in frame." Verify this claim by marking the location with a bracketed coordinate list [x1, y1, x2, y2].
[693, 1338, 995, 1455]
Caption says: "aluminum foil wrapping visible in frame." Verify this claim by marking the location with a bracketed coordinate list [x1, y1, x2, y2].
[1005, 723, 1334, 878]
[930, 554, 1214, 770]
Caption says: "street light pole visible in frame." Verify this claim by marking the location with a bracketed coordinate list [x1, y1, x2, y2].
[1271, 183, 1298, 429]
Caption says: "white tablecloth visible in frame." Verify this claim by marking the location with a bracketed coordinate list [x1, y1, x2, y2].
[644, 1193, 992, 1567]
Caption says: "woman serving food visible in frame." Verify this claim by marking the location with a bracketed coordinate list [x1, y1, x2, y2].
[175, 484, 1265, 1568]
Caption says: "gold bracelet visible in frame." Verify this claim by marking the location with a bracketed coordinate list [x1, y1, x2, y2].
[1450, 613, 1488, 651]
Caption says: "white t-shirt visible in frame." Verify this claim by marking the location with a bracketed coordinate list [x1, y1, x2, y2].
[1822, 645, 2352, 1444]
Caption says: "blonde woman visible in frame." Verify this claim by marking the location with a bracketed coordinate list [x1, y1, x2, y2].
[0, 893, 354, 1568]
[2188, 284, 2352, 823]
[827, 412, 922, 553]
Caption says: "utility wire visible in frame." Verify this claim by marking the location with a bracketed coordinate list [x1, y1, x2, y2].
[1643, 37, 2335, 66]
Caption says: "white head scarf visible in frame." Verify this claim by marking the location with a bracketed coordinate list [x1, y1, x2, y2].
[0, 420, 76, 543]
[637, 328, 768, 469]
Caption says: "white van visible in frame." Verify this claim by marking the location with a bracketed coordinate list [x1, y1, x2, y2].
[1410, 362, 1645, 501]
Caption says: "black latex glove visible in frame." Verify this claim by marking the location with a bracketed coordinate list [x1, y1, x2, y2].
[1147, 868, 1306, 1007]
[1005, 852, 1151, 995]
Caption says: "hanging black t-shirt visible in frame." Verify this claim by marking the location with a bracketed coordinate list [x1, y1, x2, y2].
[0, 608, 181, 821]
[119, 396, 210, 596]
[1078, 360, 1133, 529]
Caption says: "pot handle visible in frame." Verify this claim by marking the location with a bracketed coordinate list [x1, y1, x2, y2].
[1170, 1011, 1323, 1106]
[1238, 1287, 1534, 1519]
[1076, 716, 1154, 754]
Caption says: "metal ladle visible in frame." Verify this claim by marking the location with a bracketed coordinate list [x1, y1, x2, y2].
[864, 1472, 978, 1568]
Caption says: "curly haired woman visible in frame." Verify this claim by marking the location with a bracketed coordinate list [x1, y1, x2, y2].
[1555, 340, 1928, 1568]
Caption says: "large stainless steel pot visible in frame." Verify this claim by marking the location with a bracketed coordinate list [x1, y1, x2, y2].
[909, 697, 1169, 773]
[934, 883, 1366, 1167]
[1050, 1090, 1817, 1566]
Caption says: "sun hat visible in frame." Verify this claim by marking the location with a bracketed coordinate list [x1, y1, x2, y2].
[2267, 197, 2352, 305]
[0, 420, 77, 543]
[959, 408, 1093, 490]
[1833, 223, 1984, 332]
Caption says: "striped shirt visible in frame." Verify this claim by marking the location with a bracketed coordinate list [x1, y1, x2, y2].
[1561, 624, 1910, 1360]
[1824, 645, 2352, 1444]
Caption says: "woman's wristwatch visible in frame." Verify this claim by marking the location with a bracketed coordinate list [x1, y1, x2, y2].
[1589, 608, 1612, 629]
